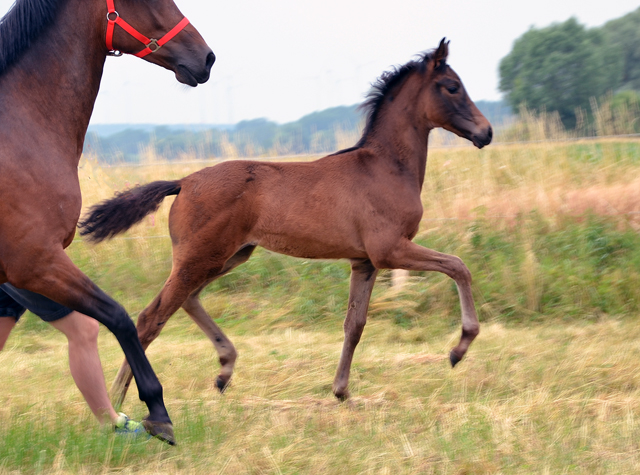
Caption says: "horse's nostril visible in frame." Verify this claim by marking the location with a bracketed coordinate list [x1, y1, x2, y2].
[487, 126, 493, 140]
[206, 51, 216, 70]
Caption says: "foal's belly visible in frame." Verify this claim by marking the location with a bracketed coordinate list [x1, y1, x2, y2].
[257, 233, 368, 261]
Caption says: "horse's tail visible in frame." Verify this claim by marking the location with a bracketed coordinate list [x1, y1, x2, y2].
[79, 180, 181, 243]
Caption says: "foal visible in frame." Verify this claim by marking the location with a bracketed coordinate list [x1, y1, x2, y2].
[81, 39, 492, 404]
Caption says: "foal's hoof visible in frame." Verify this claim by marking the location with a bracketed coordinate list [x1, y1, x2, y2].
[142, 417, 176, 446]
[333, 389, 350, 402]
[449, 350, 463, 368]
[215, 376, 230, 393]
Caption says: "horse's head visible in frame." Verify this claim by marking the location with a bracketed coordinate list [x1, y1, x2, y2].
[104, 0, 215, 86]
[421, 39, 492, 149]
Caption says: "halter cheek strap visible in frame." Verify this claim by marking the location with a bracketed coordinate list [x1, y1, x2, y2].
[106, 0, 190, 58]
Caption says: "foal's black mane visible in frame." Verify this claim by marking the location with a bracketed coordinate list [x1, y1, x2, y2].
[0, 0, 62, 76]
[331, 50, 434, 156]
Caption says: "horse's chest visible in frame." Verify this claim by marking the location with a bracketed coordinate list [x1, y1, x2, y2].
[0, 163, 82, 243]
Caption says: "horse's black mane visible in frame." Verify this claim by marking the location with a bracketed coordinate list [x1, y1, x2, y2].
[330, 50, 435, 156]
[0, 0, 62, 76]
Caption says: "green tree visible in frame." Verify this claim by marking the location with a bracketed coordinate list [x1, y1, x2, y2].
[602, 7, 640, 92]
[499, 18, 623, 127]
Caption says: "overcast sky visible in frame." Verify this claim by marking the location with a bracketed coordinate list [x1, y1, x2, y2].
[1, 0, 638, 124]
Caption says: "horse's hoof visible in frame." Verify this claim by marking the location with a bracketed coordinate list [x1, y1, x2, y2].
[449, 350, 462, 368]
[333, 389, 349, 402]
[216, 376, 229, 393]
[142, 417, 176, 446]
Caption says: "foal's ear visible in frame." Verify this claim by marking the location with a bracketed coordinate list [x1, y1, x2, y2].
[433, 38, 449, 70]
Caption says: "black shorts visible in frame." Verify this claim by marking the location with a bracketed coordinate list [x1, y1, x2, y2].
[0, 283, 73, 322]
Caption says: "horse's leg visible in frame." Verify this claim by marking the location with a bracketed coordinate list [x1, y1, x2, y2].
[375, 239, 479, 367]
[182, 244, 256, 392]
[110, 260, 211, 408]
[8, 249, 174, 442]
[182, 288, 236, 393]
[332, 259, 378, 400]
[111, 244, 256, 404]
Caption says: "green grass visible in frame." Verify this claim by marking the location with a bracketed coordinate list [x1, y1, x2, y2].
[66, 213, 640, 331]
[2, 140, 640, 473]
[4, 317, 640, 473]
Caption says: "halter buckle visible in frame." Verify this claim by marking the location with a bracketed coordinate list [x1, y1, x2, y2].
[146, 39, 162, 53]
[107, 11, 119, 22]
[107, 50, 123, 57]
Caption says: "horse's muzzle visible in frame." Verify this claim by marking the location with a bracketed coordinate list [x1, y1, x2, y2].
[471, 126, 493, 149]
[176, 51, 215, 86]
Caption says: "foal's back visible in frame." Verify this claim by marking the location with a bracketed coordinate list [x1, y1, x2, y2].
[170, 149, 422, 262]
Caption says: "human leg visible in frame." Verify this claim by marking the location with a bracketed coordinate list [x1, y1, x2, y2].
[0, 316, 17, 351]
[49, 311, 118, 424]
[0, 285, 25, 350]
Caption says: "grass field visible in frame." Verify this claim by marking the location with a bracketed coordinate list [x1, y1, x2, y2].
[1, 138, 640, 474]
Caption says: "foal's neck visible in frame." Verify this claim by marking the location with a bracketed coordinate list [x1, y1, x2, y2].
[2, 0, 106, 164]
[361, 76, 431, 190]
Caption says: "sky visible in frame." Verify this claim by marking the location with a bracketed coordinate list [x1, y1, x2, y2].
[1, 0, 639, 125]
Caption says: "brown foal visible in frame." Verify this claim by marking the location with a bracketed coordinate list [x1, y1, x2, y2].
[80, 39, 493, 404]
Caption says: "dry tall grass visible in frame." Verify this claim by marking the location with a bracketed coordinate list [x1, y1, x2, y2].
[1, 135, 639, 473]
[420, 139, 640, 231]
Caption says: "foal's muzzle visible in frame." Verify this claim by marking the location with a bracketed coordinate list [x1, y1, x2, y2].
[471, 126, 493, 149]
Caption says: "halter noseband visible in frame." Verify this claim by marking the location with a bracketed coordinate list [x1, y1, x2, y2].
[106, 0, 190, 58]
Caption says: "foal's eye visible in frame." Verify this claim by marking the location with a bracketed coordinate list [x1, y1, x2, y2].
[446, 85, 459, 94]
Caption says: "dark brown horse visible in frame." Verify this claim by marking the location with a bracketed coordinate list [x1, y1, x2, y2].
[0, 0, 214, 444]
[81, 39, 492, 404]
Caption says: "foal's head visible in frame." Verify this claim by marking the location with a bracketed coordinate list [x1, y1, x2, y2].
[420, 39, 492, 148]
[359, 39, 492, 150]
[105, 0, 215, 86]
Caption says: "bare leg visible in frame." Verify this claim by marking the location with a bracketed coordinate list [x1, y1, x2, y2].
[377, 239, 480, 366]
[0, 317, 17, 351]
[49, 311, 119, 424]
[332, 259, 378, 400]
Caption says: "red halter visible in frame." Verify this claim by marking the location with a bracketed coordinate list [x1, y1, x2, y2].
[106, 0, 190, 58]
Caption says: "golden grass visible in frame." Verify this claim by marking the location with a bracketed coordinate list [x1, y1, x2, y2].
[4, 317, 640, 473]
[420, 139, 640, 231]
[1, 137, 640, 473]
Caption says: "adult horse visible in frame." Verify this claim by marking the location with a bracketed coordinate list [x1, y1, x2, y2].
[0, 0, 214, 444]
[81, 39, 492, 404]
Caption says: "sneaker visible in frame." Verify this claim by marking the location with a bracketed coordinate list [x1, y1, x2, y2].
[114, 413, 149, 439]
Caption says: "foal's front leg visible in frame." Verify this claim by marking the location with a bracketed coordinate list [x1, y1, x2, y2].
[376, 239, 479, 366]
[333, 259, 378, 400]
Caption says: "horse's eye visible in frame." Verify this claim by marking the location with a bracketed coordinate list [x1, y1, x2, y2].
[447, 85, 459, 94]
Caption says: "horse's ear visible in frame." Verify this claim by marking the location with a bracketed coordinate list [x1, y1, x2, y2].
[433, 38, 449, 70]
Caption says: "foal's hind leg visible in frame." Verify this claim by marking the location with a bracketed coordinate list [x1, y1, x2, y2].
[111, 245, 255, 406]
[110, 260, 214, 408]
[182, 244, 256, 392]
[182, 290, 236, 393]
[332, 259, 378, 400]
[373, 239, 480, 366]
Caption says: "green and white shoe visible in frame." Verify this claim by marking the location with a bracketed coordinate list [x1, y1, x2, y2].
[114, 413, 149, 439]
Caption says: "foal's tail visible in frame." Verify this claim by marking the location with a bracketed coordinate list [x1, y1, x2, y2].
[79, 180, 181, 243]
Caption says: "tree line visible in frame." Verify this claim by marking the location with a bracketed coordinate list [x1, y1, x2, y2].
[85, 101, 511, 163]
[499, 7, 640, 129]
